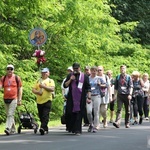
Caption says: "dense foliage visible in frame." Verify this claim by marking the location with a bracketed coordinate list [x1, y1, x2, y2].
[109, 0, 150, 46]
[0, 0, 149, 123]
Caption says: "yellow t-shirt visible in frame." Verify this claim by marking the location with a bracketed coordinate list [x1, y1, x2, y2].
[33, 78, 55, 104]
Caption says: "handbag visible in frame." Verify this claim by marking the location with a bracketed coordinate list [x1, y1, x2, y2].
[61, 114, 66, 124]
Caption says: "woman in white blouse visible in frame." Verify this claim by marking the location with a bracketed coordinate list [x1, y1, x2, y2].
[142, 73, 150, 120]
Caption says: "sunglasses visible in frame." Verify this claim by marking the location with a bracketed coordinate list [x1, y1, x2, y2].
[7, 68, 13, 71]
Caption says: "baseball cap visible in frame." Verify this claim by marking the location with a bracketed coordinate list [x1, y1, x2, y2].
[67, 66, 73, 72]
[41, 68, 49, 73]
[7, 64, 14, 69]
[72, 62, 80, 69]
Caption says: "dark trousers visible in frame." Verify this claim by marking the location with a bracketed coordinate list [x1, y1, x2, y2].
[83, 106, 89, 124]
[110, 94, 115, 111]
[115, 94, 130, 125]
[132, 95, 144, 117]
[37, 100, 51, 131]
[143, 97, 149, 118]
[69, 111, 82, 134]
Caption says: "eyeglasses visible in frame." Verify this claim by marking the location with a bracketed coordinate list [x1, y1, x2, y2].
[7, 68, 13, 71]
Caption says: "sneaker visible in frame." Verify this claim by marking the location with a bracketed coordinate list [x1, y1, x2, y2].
[39, 128, 45, 135]
[83, 123, 89, 127]
[125, 124, 130, 128]
[109, 119, 113, 123]
[139, 117, 143, 124]
[132, 120, 138, 125]
[75, 132, 81, 136]
[45, 130, 48, 134]
[145, 117, 149, 121]
[93, 128, 98, 133]
[4, 128, 10, 135]
[103, 122, 108, 128]
[113, 122, 120, 128]
[10, 130, 16, 134]
[88, 125, 93, 132]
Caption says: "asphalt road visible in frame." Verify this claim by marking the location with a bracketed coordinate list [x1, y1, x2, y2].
[0, 120, 150, 150]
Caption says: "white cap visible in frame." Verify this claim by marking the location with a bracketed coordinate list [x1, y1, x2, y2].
[67, 66, 73, 72]
[7, 64, 14, 69]
[41, 68, 49, 73]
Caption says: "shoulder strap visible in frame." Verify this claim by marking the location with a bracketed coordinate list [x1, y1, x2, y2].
[126, 75, 130, 82]
[2, 75, 7, 87]
[117, 74, 130, 82]
[2, 75, 19, 87]
[117, 75, 120, 80]
[15, 75, 19, 88]
[105, 75, 108, 83]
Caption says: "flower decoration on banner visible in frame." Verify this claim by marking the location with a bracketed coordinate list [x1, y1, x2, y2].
[32, 49, 46, 68]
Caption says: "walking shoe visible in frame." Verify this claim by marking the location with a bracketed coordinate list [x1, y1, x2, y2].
[75, 132, 81, 136]
[103, 121, 108, 128]
[113, 122, 120, 128]
[93, 128, 98, 133]
[45, 129, 49, 134]
[83, 123, 89, 127]
[139, 117, 143, 124]
[88, 125, 93, 132]
[125, 124, 130, 128]
[10, 130, 16, 134]
[145, 117, 149, 121]
[132, 120, 138, 125]
[4, 128, 10, 135]
[39, 128, 45, 135]
[109, 119, 113, 123]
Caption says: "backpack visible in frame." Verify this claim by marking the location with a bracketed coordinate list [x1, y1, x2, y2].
[116, 74, 130, 85]
[2, 75, 19, 88]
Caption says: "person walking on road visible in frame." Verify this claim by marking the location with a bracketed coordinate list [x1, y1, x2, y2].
[32, 68, 55, 135]
[113, 65, 133, 128]
[87, 66, 105, 132]
[61, 66, 73, 131]
[63, 62, 91, 135]
[83, 66, 91, 127]
[97, 66, 112, 128]
[131, 71, 144, 125]
[0, 64, 23, 135]
[142, 73, 150, 120]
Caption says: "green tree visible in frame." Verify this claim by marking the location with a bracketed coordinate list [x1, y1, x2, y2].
[109, 0, 150, 46]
